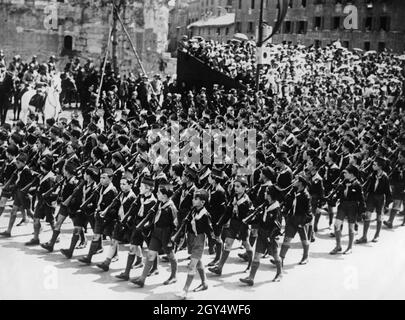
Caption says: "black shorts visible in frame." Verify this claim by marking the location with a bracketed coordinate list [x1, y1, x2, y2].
[284, 215, 310, 240]
[366, 193, 385, 215]
[33, 202, 55, 222]
[14, 190, 30, 209]
[392, 184, 405, 201]
[149, 227, 173, 254]
[94, 215, 115, 237]
[0, 187, 13, 199]
[310, 195, 322, 213]
[186, 233, 205, 260]
[112, 221, 131, 243]
[130, 228, 145, 246]
[255, 227, 279, 255]
[222, 218, 249, 241]
[336, 201, 358, 224]
[57, 205, 72, 218]
[71, 210, 88, 228]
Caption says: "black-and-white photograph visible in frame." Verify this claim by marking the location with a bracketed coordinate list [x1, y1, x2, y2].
[0, 0, 404, 302]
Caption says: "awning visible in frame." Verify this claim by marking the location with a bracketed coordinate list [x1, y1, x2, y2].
[187, 13, 235, 29]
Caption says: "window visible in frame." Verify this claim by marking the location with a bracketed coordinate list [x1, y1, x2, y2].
[332, 16, 340, 30]
[343, 40, 349, 48]
[251, 0, 255, 9]
[364, 41, 371, 51]
[288, 0, 293, 8]
[380, 16, 390, 31]
[238, 0, 242, 9]
[365, 17, 372, 31]
[64, 35, 73, 50]
[297, 21, 307, 34]
[314, 17, 322, 30]
[217, 27, 221, 35]
[236, 22, 242, 32]
[314, 0, 323, 4]
[284, 21, 292, 33]
[225, 27, 229, 35]
[248, 22, 254, 33]
[301, 0, 307, 7]
[315, 40, 321, 48]
[378, 42, 385, 52]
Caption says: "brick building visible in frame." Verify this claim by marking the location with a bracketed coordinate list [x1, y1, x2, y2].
[233, 0, 405, 52]
[0, 0, 170, 74]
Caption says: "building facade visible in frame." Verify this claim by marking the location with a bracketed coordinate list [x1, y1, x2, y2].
[0, 0, 170, 74]
[233, 0, 405, 52]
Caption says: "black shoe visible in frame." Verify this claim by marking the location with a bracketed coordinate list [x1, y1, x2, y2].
[208, 266, 222, 276]
[299, 257, 309, 265]
[130, 277, 145, 288]
[273, 273, 282, 282]
[60, 249, 72, 259]
[25, 239, 40, 246]
[0, 231, 11, 238]
[41, 242, 54, 252]
[311, 237, 316, 243]
[314, 225, 318, 233]
[78, 256, 92, 264]
[76, 241, 87, 249]
[269, 259, 276, 265]
[115, 273, 130, 281]
[96, 262, 110, 272]
[147, 268, 159, 277]
[239, 277, 254, 286]
[16, 219, 28, 227]
[161, 256, 169, 263]
[238, 252, 248, 262]
[383, 221, 393, 229]
[163, 277, 177, 285]
[207, 259, 219, 267]
[329, 247, 342, 255]
[193, 283, 208, 292]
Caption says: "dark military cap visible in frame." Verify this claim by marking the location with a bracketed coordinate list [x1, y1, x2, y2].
[0, 130, 8, 141]
[6, 144, 19, 156]
[275, 151, 289, 163]
[343, 140, 355, 153]
[16, 152, 28, 164]
[71, 129, 81, 139]
[211, 167, 224, 180]
[87, 122, 98, 132]
[118, 135, 130, 146]
[112, 151, 124, 163]
[141, 175, 155, 187]
[40, 155, 54, 172]
[184, 166, 198, 181]
[235, 175, 249, 186]
[46, 118, 56, 127]
[11, 133, 23, 145]
[261, 167, 275, 181]
[85, 166, 100, 181]
[101, 168, 114, 177]
[297, 174, 309, 187]
[26, 133, 38, 145]
[97, 134, 108, 144]
[39, 135, 51, 146]
[122, 171, 134, 183]
[62, 132, 72, 141]
[194, 189, 209, 203]
[344, 164, 359, 177]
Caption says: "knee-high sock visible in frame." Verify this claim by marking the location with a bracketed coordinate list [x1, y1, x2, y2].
[196, 260, 206, 283]
[124, 254, 136, 276]
[214, 241, 222, 261]
[140, 259, 154, 281]
[375, 220, 382, 238]
[68, 234, 80, 255]
[33, 220, 41, 240]
[348, 229, 354, 249]
[86, 241, 100, 261]
[280, 243, 290, 259]
[79, 229, 86, 243]
[246, 250, 253, 270]
[335, 228, 342, 248]
[275, 260, 282, 277]
[308, 224, 314, 239]
[151, 256, 158, 271]
[249, 260, 260, 280]
[49, 230, 60, 247]
[7, 213, 17, 233]
[314, 214, 321, 229]
[217, 250, 230, 269]
[328, 207, 334, 226]
[389, 209, 398, 224]
[168, 252, 177, 278]
[362, 220, 370, 239]
[0, 206, 4, 218]
[302, 242, 309, 260]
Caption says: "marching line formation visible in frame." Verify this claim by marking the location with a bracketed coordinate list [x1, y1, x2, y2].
[0, 41, 405, 300]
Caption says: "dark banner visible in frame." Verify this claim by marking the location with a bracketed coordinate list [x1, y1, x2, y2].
[269, 0, 289, 38]
[176, 50, 247, 93]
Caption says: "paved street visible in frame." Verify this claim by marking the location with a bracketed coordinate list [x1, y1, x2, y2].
[1, 205, 404, 300]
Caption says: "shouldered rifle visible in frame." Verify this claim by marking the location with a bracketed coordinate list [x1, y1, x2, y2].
[171, 209, 193, 244]
[80, 183, 102, 212]
[242, 202, 267, 225]
[62, 179, 86, 207]
[20, 171, 42, 193]
[135, 204, 157, 230]
[99, 192, 122, 218]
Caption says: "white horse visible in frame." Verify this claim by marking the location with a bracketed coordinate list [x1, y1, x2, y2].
[20, 73, 62, 123]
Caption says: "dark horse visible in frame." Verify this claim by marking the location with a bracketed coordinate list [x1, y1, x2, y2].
[0, 69, 14, 124]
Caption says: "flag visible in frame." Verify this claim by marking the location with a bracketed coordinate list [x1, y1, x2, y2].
[269, 0, 289, 38]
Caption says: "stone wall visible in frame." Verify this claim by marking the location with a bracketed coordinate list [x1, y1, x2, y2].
[0, 0, 171, 75]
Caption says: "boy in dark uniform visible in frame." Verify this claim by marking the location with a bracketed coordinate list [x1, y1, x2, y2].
[131, 183, 178, 287]
[79, 168, 118, 264]
[0, 144, 18, 218]
[356, 157, 391, 243]
[279, 175, 312, 266]
[209, 175, 254, 276]
[0, 153, 33, 237]
[330, 165, 365, 255]
[41, 160, 82, 252]
[240, 186, 283, 285]
[25, 155, 56, 246]
[176, 189, 213, 300]
[97, 172, 137, 271]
